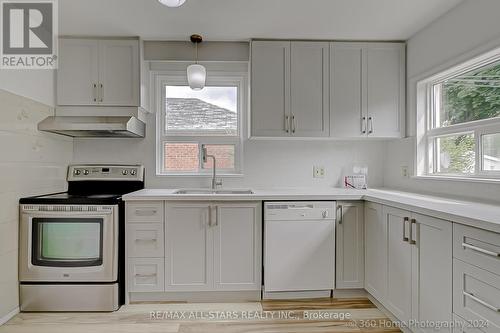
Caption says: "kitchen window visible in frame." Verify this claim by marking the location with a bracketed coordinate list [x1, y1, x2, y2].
[154, 64, 248, 176]
[417, 48, 500, 180]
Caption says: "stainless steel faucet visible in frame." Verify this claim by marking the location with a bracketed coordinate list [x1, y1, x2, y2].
[202, 148, 223, 190]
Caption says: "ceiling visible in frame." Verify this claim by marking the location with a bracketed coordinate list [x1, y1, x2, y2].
[59, 0, 465, 41]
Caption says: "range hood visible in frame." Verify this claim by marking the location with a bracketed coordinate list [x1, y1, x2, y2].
[38, 116, 146, 138]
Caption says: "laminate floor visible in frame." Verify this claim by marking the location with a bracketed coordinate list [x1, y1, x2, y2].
[0, 298, 401, 333]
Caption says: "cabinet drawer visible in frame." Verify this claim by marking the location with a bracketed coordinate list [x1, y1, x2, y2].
[128, 258, 164, 292]
[454, 224, 500, 276]
[126, 202, 163, 223]
[453, 259, 500, 333]
[127, 223, 164, 258]
[452, 314, 486, 333]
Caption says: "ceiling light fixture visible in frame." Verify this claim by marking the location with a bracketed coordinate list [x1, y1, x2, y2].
[158, 0, 186, 8]
[187, 34, 206, 91]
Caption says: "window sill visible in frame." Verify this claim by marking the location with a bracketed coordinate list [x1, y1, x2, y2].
[412, 175, 500, 184]
[155, 173, 244, 178]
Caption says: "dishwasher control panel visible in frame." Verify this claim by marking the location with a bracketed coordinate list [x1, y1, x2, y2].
[264, 201, 336, 221]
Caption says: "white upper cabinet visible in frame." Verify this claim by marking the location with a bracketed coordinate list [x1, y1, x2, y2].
[330, 42, 405, 138]
[251, 41, 290, 137]
[251, 40, 329, 138]
[330, 43, 364, 138]
[57, 37, 141, 107]
[57, 39, 99, 106]
[290, 42, 330, 137]
[98, 40, 139, 106]
[251, 40, 404, 139]
[365, 43, 405, 138]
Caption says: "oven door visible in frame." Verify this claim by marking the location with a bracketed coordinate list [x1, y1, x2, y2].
[19, 205, 118, 282]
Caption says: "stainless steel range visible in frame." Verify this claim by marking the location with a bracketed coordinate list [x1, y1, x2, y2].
[19, 165, 144, 312]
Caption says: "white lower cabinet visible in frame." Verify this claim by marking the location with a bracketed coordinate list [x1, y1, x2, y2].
[452, 223, 500, 333]
[336, 201, 364, 289]
[124, 198, 500, 332]
[453, 223, 500, 276]
[364, 202, 453, 332]
[165, 203, 213, 291]
[127, 223, 164, 258]
[452, 314, 486, 333]
[213, 204, 262, 290]
[165, 202, 213, 291]
[126, 201, 165, 293]
[364, 202, 387, 300]
[384, 206, 412, 323]
[453, 259, 500, 333]
[411, 213, 453, 333]
[128, 258, 165, 292]
[165, 202, 262, 292]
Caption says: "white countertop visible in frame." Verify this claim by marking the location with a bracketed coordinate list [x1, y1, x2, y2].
[364, 189, 500, 233]
[123, 188, 368, 201]
[123, 187, 500, 233]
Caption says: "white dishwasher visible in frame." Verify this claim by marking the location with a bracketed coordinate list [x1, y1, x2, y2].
[264, 201, 336, 298]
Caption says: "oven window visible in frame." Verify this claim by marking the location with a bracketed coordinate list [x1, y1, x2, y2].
[32, 218, 103, 267]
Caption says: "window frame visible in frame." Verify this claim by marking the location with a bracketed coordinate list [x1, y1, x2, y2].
[153, 62, 248, 177]
[417, 47, 500, 180]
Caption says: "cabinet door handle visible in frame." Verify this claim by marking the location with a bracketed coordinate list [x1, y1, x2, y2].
[92, 83, 98, 102]
[291, 114, 296, 134]
[285, 115, 290, 133]
[403, 217, 409, 242]
[361, 116, 367, 134]
[462, 243, 500, 257]
[409, 218, 416, 245]
[135, 273, 157, 278]
[368, 117, 374, 134]
[135, 238, 157, 242]
[134, 209, 157, 216]
[337, 206, 343, 225]
[463, 291, 500, 312]
[99, 83, 104, 102]
[214, 205, 218, 226]
[208, 205, 212, 227]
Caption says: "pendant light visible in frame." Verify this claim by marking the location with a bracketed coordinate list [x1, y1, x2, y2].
[187, 34, 206, 91]
[158, 0, 186, 7]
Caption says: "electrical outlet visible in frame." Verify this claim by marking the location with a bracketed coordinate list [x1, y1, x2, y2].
[313, 166, 325, 178]
[401, 166, 409, 178]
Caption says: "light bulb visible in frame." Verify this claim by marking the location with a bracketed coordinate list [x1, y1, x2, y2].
[187, 64, 206, 90]
[158, 0, 186, 8]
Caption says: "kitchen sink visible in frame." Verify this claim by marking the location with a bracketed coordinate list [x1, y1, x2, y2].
[174, 189, 254, 195]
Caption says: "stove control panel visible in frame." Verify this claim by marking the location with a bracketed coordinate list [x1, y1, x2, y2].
[68, 165, 144, 181]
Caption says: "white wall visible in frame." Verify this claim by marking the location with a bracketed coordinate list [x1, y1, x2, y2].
[0, 70, 55, 107]
[73, 113, 386, 189]
[0, 89, 72, 321]
[384, 0, 500, 202]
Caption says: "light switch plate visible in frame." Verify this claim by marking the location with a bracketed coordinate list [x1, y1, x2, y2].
[313, 166, 325, 178]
